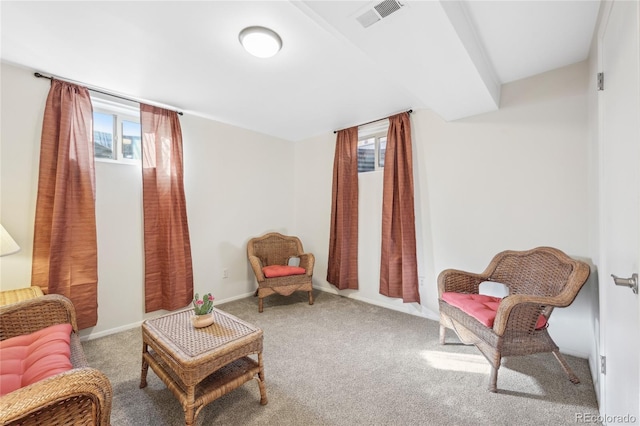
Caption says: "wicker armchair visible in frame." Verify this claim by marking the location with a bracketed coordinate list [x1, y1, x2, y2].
[0, 294, 112, 425]
[247, 232, 315, 312]
[438, 246, 590, 392]
[0, 286, 44, 306]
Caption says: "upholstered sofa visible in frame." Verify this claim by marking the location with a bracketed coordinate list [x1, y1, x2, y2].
[0, 294, 112, 425]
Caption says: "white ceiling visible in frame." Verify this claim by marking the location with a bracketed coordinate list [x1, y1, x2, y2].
[0, 1, 601, 142]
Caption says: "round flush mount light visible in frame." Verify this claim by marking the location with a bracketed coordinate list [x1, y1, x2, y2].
[239, 26, 282, 58]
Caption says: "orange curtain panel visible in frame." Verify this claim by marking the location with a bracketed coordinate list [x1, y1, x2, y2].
[140, 104, 193, 312]
[379, 112, 420, 303]
[32, 79, 98, 329]
[327, 127, 359, 290]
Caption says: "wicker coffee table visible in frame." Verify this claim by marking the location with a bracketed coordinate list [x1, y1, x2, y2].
[140, 308, 267, 425]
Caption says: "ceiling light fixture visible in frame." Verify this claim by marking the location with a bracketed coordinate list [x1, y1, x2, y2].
[239, 26, 282, 58]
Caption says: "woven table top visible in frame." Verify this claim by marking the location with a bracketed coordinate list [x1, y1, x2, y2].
[143, 308, 261, 359]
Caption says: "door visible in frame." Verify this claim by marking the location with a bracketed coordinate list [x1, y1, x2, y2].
[599, 0, 640, 423]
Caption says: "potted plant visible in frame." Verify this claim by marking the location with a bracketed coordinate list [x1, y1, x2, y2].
[191, 293, 215, 328]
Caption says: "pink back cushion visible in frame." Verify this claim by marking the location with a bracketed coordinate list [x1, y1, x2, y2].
[441, 292, 547, 330]
[0, 323, 73, 396]
[262, 265, 306, 278]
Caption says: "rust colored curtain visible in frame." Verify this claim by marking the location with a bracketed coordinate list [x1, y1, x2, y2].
[327, 127, 359, 290]
[32, 79, 98, 329]
[141, 104, 193, 312]
[379, 112, 420, 303]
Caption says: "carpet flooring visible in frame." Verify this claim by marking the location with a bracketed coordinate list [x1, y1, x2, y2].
[83, 291, 600, 425]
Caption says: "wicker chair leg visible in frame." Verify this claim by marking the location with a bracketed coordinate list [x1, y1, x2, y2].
[488, 365, 499, 392]
[439, 325, 446, 345]
[258, 297, 264, 313]
[308, 291, 314, 306]
[552, 350, 580, 384]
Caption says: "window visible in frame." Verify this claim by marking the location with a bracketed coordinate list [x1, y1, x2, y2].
[92, 96, 141, 164]
[122, 120, 141, 160]
[357, 120, 388, 173]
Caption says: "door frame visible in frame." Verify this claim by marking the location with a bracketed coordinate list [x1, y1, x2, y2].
[596, 0, 640, 421]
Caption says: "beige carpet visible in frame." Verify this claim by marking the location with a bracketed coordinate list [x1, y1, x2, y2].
[83, 291, 600, 425]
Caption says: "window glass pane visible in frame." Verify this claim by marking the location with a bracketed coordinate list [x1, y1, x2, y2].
[122, 120, 141, 160]
[94, 112, 114, 159]
[358, 138, 375, 173]
[378, 136, 387, 168]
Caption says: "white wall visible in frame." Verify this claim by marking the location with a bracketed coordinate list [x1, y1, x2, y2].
[1, 59, 597, 357]
[294, 60, 595, 357]
[182, 114, 295, 302]
[0, 63, 47, 292]
[0, 61, 295, 339]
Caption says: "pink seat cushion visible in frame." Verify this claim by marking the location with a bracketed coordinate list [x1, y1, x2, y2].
[262, 265, 306, 278]
[441, 292, 547, 330]
[0, 323, 73, 396]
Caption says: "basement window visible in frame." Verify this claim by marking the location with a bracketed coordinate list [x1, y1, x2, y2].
[358, 120, 388, 173]
[92, 96, 141, 164]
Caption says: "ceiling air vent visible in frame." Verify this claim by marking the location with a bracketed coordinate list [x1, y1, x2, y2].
[356, 0, 404, 28]
[375, 0, 403, 18]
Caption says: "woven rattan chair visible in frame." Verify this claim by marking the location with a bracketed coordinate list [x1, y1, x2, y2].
[0, 294, 112, 425]
[0, 286, 44, 306]
[438, 246, 590, 392]
[247, 232, 314, 313]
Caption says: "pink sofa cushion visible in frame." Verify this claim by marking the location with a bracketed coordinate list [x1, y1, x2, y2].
[441, 292, 547, 330]
[262, 265, 306, 278]
[0, 323, 73, 396]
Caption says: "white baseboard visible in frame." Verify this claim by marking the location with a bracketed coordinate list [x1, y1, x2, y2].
[81, 286, 439, 341]
[214, 291, 256, 304]
[313, 284, 440, 321]
[560, 348, 590, 359]
[80, 291, 257, 341]
[80, 321, 143, 341]
[81, 287, 587, 363]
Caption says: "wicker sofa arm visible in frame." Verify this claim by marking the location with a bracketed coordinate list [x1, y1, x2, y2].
[0, 367, 112, 426]
[248, 255, 265, 282]
[493, 262, 590, 336]
[492, 292, 574, 336]
[298, 253, 315, 276]
[437, 269, 488, 297]
[0, 294, 78, 340]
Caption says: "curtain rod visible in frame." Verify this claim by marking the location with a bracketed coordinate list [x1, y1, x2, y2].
[333, 109, 413, 134]
[34, 72, 184, 116]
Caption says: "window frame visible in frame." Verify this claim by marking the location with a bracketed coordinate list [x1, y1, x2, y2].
[91, 96, 141, 166]
[357, 120, 389, 173]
